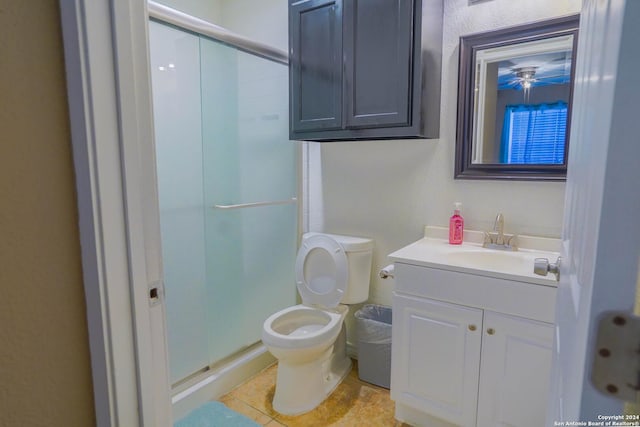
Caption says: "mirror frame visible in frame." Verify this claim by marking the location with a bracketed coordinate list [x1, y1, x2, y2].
[455, 15, 580, 181]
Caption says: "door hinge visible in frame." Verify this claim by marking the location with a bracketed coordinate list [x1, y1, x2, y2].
[592, 311, 640, 404]
[148, 280, 164, 307]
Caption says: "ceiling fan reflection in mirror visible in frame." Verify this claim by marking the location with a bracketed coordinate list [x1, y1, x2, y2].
[498, 51, 573, 99]
[512, 66, 538, 89]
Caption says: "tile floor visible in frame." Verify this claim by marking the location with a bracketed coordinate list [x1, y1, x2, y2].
[219, 360, 409, 426]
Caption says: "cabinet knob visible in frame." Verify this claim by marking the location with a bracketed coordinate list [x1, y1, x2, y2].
[487, 328, 495, 335]
[468, 325, 477, 331]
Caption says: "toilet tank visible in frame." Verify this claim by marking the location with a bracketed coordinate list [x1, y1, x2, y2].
[302, 232, 374, 304]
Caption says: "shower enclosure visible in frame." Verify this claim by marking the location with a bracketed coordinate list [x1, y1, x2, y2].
[148, 15, 297, 386]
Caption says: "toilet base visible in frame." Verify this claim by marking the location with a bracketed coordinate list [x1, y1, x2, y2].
[272, 324, 351, 416]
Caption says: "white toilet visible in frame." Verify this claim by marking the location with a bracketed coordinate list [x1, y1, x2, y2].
[262, 232, 374, 416]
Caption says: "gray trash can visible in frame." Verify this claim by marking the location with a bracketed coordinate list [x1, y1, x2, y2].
[354, 304, 392, 388]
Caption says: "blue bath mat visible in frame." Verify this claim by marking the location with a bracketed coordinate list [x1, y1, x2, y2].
[175, 402, 260, 427]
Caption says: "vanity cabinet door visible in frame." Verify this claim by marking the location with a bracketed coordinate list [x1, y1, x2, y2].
[476, 311, 554, 427]
[391, 293, 483, 427]
[289, 0, 343, 133]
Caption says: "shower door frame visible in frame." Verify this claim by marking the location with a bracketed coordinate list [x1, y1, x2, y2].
[60, 0, 172, 426]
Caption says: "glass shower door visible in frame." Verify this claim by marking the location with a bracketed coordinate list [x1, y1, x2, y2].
[150, 22, 209, 384]
[200, 37, 297, 365]
[150, 21, 297, 385]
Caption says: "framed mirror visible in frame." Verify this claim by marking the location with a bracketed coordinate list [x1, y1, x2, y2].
[455, 15, 579, 180]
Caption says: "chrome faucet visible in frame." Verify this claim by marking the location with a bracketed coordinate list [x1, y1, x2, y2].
[483, 213, 517, 251]
[493, 213, 505, 245]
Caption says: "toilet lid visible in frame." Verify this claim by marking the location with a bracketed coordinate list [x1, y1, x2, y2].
[295, 234, 348, 308]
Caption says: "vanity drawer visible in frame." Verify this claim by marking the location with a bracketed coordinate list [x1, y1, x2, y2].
[394, 262, 556, 323]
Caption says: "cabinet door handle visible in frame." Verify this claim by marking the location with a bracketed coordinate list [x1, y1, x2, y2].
[468, 325, 477, 331]
[487, 328, 495, 335]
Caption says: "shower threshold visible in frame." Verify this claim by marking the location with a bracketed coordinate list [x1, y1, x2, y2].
[171, 342, 275, 422]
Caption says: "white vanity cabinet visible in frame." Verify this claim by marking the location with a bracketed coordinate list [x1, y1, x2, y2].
[390, 262, 556, 427]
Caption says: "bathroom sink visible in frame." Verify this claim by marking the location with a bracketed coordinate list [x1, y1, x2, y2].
[388, 226, 561, 286]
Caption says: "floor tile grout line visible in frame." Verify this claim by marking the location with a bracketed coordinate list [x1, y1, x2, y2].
[344, 376, 391, 394]
[220, 394, 276, 425]
[231, 395, 278, 423]
[251, 404, 276, 423]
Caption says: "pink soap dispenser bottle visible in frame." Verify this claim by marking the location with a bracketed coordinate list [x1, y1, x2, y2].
[449, 202, 464, 245]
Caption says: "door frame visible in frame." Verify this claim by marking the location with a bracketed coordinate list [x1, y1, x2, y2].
[550, 0, 640, 421]
[59, 0, 171, 425]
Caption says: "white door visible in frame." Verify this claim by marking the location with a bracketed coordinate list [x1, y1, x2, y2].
[549, 0, 640, 423]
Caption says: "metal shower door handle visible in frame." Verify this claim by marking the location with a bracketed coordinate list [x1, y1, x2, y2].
[213, 197, 297, 210]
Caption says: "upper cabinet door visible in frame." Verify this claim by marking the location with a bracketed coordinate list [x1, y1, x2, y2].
[343, 0, 413, 129]
[289, 0, 343, 133]
[289, 0, 441, 141]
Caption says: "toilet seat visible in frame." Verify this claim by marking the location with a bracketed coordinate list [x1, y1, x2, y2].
[295, 234, 348, 308]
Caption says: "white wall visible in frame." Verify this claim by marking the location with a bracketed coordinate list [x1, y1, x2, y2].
[154, 0, 223, 23]
[220, 0, 288, 51]
[153, 0, 288, 52]
[311, 0, 581, 307]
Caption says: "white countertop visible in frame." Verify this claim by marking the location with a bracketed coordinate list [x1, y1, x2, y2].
[388, 226, 560, 286]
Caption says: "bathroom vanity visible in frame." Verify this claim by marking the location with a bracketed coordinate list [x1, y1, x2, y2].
[388, 227, 560, 427]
